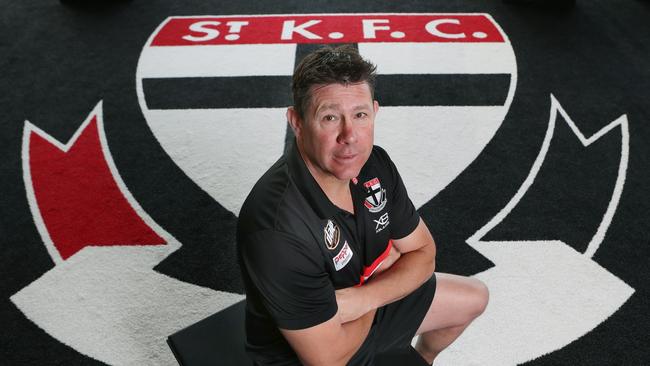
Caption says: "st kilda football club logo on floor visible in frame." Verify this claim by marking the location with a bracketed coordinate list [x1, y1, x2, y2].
[136, 14, 516, 214]
[11, 13, 634, 366]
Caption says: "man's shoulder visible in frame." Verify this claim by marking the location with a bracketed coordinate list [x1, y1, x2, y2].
[362, 145, 396, 180]
[238, 155, 289, 231]
[238, 155, 318, 243]
[367, 145, 393, 168]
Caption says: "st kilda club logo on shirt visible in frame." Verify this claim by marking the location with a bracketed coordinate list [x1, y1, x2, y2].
[363, 177, 387, 213]
[12, 12, 635, 366]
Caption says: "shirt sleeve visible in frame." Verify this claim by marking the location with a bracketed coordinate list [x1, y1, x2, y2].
[376, 146, 420, 239]
[239, 229, 338, 330]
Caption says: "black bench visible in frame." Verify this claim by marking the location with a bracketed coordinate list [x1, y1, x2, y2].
[168, 300, 428, 366]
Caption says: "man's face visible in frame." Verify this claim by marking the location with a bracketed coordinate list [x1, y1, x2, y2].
[289, 82, 378, 184]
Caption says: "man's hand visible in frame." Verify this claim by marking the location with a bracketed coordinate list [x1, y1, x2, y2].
[335, 246, 402, 323]
[374, 245, 401, 276]
[362, 219, 436, 311]
[335, 287, 368, 324]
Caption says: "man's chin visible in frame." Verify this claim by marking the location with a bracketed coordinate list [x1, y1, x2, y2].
[331, 155, 368, 181]
[331, 166, 363, 182]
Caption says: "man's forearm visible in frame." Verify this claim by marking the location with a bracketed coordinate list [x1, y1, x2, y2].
[360, 242, 435, 311]
[297, 308, 377, 366]
[324, 245, 434, 364]
[335, 308, 376, 364]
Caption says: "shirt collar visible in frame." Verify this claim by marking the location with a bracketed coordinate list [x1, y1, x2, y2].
[287, 140, 344, 219]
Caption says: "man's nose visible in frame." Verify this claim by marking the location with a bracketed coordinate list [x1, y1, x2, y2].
[337, 118, 357, 144]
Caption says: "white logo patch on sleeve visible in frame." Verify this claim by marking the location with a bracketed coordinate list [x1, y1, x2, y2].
[374, 212, 390, 233]
[333, 241, 353, 271]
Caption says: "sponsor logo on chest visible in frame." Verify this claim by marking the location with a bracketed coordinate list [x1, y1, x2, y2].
[333, 241, 353, 271]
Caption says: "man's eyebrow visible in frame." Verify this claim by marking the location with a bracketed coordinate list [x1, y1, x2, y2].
[315, 103, 371, 114]
[352, 104, 372, 111]
[315, 103, 341, 114]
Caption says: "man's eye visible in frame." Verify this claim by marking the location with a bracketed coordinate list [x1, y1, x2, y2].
[356, 112, 368, 118]
[323, 115, 337, 122]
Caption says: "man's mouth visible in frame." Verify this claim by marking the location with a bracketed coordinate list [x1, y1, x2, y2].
[334, 153, 357, 161]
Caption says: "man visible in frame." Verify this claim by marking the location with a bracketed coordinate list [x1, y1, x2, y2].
[237, 45, 488, 365]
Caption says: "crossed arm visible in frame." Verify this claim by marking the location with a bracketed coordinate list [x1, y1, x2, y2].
[279, 218, 437, 365]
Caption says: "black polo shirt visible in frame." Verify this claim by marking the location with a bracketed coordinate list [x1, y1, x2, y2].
[237, 141, 420, 365]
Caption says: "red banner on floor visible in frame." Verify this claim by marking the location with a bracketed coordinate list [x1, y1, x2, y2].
[151, 14, 505, 46]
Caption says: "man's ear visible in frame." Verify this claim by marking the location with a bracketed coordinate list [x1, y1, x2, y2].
[373, 100, 379, 115]
[286, 106, 302, 138]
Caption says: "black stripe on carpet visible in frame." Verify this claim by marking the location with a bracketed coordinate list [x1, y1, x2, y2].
[142, 74, 511, 109]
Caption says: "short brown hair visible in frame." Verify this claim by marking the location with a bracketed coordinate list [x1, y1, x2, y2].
[291, 44, 377, 120]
